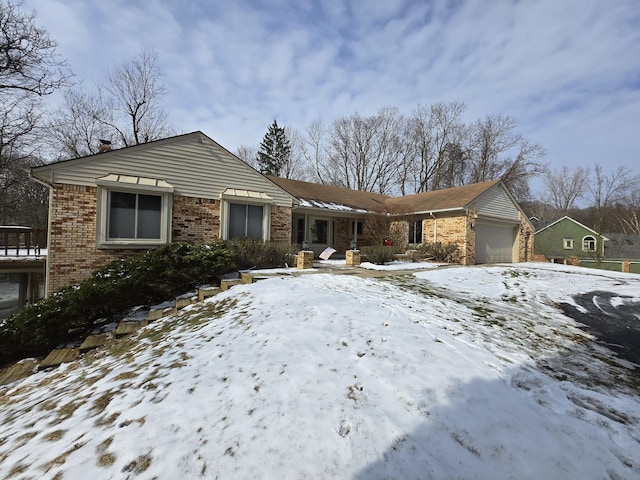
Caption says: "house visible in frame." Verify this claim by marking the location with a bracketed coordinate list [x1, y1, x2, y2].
[534, 216, 608, 264]
[384, 180, 534, 264]
[30, 131, 534, 295]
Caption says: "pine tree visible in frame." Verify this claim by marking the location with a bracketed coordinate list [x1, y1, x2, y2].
[256, 119, 291, 176]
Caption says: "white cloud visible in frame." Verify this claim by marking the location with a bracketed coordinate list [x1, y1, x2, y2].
[21, 0, 640, 179]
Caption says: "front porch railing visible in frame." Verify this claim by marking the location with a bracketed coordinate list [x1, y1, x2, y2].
[0, 226, 47, 257]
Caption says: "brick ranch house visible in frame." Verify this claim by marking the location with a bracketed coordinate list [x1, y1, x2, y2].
[29, 131, 534, 295]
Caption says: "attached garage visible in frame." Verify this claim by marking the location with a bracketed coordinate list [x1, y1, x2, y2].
[475, 221, 518, 264]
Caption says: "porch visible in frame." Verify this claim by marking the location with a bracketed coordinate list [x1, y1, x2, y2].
[0, 226, 47, 319]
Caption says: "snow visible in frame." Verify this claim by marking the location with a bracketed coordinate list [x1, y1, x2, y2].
[1, 263, 639, 479]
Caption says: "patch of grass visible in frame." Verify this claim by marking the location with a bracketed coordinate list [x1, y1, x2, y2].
[14, 430, 38, 447]
[123, 453, 153, 474]
[94, 411, 121, 427]
[44, 429, 67, 442]
[471, 306, 494, 318]
[91, 390, 116, 414]
[53, 399, 84, 424]
[96, 437, 117, 467]
[113, 371, 139, 381]
[43, 441, 86, 472]
[98, 453, 117, 467]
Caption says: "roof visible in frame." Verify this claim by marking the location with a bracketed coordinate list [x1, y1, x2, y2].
[384, 179, 502, 213]
[267, 176, 390, 213]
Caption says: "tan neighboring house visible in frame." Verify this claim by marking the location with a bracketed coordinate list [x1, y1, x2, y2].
[30, 131, 534, 295]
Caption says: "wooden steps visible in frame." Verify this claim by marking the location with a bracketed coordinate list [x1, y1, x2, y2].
[0, 359, 39, 385]
[0, 271, 257, 386]
[39, 348, 79, 370]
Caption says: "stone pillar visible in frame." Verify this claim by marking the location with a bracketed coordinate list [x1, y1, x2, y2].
[297, 250, 314, 269]
[623, 260, 630, 273]
[346, 250, 361, 266]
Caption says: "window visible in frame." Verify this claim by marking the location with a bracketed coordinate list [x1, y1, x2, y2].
[96, 174, 173, 248]
[351, 220, 363, 236]
[311, 219, 328, 244]
[408, 220, 423, 244]
[109, 191, 162, 240]
[563, 237, 574, 249]
[228, 203, 264, 239]
[583, 236, 596, 252]
[295, 218, 305, 243]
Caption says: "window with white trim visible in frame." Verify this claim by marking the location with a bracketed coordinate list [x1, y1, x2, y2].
[228, 203, 264, 239]
[563, 237, 574, 249]
[96, 174, 173, 248]
[582, 236, 596, 252]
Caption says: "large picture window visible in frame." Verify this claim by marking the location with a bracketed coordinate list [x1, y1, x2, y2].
[109, 191, 162, 240]
[96, 174, 173, 248]
[228, 203, 264, 239]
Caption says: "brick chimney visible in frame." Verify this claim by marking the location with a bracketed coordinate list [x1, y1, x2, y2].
[98, 139, 112, 153]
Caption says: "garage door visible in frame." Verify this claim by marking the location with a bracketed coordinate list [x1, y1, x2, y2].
[475, 222, 516, 263]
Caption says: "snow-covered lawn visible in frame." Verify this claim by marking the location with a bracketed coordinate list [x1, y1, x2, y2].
[1, 263, 639, 479]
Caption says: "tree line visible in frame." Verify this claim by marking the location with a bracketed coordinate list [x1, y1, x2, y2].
[245, 103, 547, 202]
[1, 0, 638, 239]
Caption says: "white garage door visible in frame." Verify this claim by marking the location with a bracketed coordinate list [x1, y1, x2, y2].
[475, 222, 516, 263]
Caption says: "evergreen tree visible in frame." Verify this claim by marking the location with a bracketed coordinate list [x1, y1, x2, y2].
[257, 119, 291, 176]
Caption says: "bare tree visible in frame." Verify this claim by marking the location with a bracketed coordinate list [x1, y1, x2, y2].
[618, 189, 640, 235]
[49, 50, 172, 156]
[466, 114, 546, 200]
[47, 88, 113, 159]
[235, 144, 259, 169]
[0, 0, 70, 96]
[404, 101, 467, 193]
[281, 125, 311, 180]
[100, 50, 172, 146]
[583, 163, 640, 264]
[325, 107, 404, 194]
[302, 119, 329, 183]
[0, 0, 71, 226]
[542, 165, 589, 213]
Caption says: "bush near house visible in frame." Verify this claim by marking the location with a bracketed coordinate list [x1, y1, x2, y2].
[416, 242, 461, 263]
[361, 245, 400, 265]
[226, 238, 298, 270]
[0, 242, 235, 365]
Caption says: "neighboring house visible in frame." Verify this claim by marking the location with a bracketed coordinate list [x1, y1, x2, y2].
[534, 216, 608, 263]
[30, 131, 534, 295]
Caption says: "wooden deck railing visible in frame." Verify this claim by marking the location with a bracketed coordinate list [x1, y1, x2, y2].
[0, 226, 47, 256]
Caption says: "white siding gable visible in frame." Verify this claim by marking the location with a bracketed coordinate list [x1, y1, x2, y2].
[475, 184, 520, 220]
[34, 132, 294, 207]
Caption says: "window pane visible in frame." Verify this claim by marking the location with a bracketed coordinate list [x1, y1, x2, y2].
[229, 203, 247, 239]
[247, 205, 264, 239]
[109, 192, 135, 238]
[311, 219, 328, 243]
[137, 194, 162, 239]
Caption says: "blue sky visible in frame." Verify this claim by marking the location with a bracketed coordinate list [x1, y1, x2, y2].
[24, 0, 640, 178]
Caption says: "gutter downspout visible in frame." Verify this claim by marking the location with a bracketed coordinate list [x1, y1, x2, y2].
[28, 170, 53, 297]
[429, 212, 437, 243]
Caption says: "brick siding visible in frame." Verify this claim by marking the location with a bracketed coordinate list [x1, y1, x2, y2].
[47, 184, 295, 294]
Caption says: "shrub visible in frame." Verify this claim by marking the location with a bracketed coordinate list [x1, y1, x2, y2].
[226, 238, 297, 270]
[360, 245, 399, 265]
[416, 242, 461, 263]
[0, 241, 234, 364]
